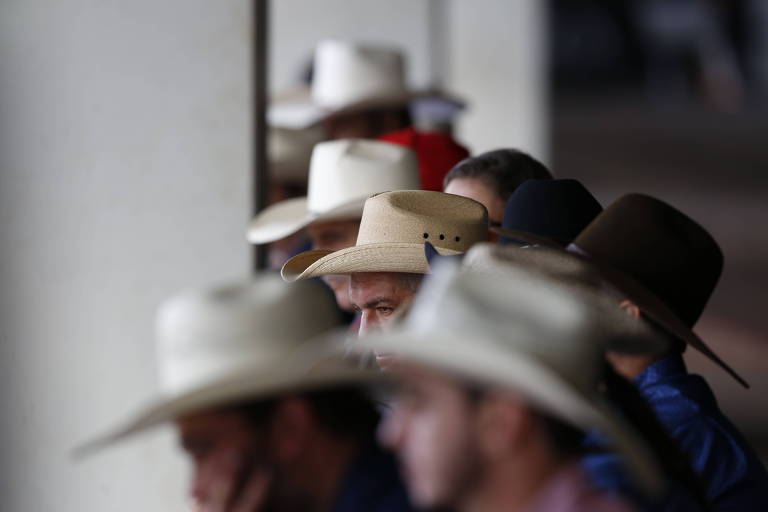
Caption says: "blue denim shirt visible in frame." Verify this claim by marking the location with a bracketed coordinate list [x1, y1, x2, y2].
[584, 355, 768, 511]
[332, 439, 414, 512]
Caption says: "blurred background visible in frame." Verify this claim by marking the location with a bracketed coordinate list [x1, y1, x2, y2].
[0, 1, 765, 510]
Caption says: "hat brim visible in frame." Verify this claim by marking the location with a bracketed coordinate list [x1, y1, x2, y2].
[588, 258, 749, 388]
[246, 196, 366, 244]
[352, 331, 664, 499]
[74, 349, 378, 458]
[490, 227, 566, 248]
[269, 88, 465, 130]
[460, 246, 671, 355]
[281, 243, 462, 282]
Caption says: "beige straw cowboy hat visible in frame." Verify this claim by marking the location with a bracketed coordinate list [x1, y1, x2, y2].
[281, 190, 489, 282]
[351, 262, 664, 498]
[269, 40, 463, 130]
[460, 243, 670, 355]
[75, 275, 375, 456]
[247, 139, 420, 244]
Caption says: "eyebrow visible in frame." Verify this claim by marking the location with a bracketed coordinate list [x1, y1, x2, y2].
[352, 296, 396, 311]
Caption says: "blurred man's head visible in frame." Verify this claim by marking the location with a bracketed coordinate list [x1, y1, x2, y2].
[323, 107, 412, 140]
[351, 264, 663, 510]
[179, 387, 379, 511]
[379, 362, 583, 510]
[281, 190, 489, 335]
[77, 276, 388, 511]
[444, 148, 552, 228]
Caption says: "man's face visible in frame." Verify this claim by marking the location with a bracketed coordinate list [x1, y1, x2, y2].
[323, 109, 408, 139]
[379, 363, 482, 509]
[349, 272, 420, 336]
[177, 410, 267, 510]
[307, 220, 360, 312]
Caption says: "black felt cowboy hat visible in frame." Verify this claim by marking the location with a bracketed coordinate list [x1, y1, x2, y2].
[570, 193, 748, 388]
[492, 179, 603, 246]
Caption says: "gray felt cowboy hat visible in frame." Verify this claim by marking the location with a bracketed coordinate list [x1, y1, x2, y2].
[350, 261, 665, 498]
[75, 275, 377, 456]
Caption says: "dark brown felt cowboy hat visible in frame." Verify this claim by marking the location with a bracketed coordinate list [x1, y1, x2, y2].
[569, 193, 748, 388]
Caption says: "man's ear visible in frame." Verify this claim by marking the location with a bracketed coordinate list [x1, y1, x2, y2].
[619, 299, 642, 319]
[474, 391, 530, 461]
[268, 397, 315, 464]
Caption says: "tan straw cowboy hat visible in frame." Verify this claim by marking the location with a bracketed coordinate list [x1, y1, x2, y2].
[247, 139, 420, 244]
[281, 190, 489, 282]
[269, 40, 463, 130]
[351, 262, 664, 498]
[75, 275, 375, 456]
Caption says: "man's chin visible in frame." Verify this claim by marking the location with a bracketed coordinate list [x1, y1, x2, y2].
[374, 352, 397, 371]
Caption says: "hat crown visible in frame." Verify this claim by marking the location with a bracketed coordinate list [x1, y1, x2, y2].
[405, 262, 603, 393]
[268, 126, 325, 183]
[573, 194, 723, 326]
[501, 179, 602, 244]
[312, 40, 407, 109]
[355, 190, 488, 252]
[306, 139, 420, 215]
[156, 276, 338, 395]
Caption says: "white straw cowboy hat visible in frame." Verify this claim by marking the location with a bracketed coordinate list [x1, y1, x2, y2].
[270, 39, 463, 130]
[247, 139, 420, 244]
[75, 275, 375, 456]
[460, 243, 671, 355]
[351, 262, 664, 498]
[281, 190, 489, 282]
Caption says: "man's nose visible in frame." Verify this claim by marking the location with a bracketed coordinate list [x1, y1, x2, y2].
[189, 469, 208, 509]
[378, 405, 406, 450]
[358, 311, 378, 337]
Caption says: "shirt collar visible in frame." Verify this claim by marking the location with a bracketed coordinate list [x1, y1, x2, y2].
[634, 353, 687, 390]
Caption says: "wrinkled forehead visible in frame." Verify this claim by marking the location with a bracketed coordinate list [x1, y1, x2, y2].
[350, 271, 409, 287]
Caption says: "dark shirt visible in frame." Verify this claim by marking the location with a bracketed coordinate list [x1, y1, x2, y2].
[584, 354, 768, 511]
[332, 439, 414, 512]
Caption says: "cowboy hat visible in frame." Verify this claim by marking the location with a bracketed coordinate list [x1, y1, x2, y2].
[74, 275, 376, 456]
[281, 190, 488, 282]
[460, 243, 670, 354]
[268, 125, 326, 185]
[492, 179, 603, 246]
[247, 139, 420, 244]
[569, 193, 748, 388]
[350, 261, 664, 498]
[269, 40, 464, 130]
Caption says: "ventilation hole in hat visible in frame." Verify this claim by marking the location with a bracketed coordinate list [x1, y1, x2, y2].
[423, 233, 429, 239]
[439, 234, 445, 240]
[454, 236, 460, 242]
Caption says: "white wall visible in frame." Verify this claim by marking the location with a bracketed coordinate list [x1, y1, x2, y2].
[448, 0, 549, 160]
[0, 1, 251, 511]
